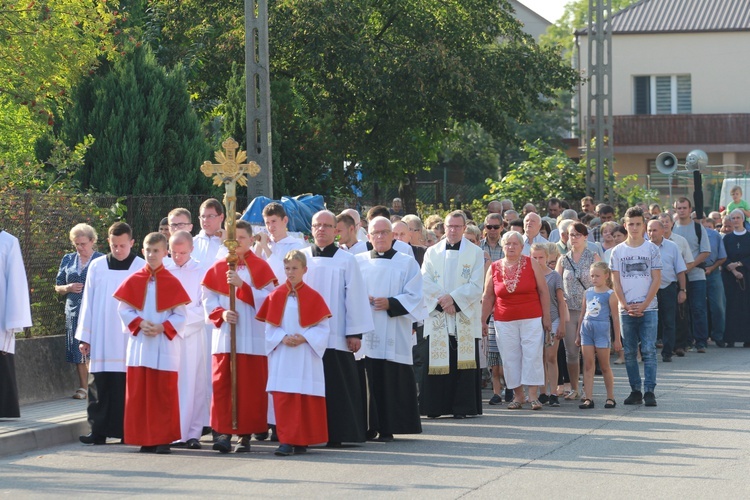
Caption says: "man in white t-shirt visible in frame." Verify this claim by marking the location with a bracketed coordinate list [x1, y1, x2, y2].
[610, 207, 661, 408]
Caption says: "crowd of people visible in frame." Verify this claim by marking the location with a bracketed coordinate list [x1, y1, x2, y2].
[1, 189, 748, 457]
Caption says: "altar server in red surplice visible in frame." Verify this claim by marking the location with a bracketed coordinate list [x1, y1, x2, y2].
[113, 232, 190, 454]
[201, 220, 278, 454]
[256, 250, 331, 456]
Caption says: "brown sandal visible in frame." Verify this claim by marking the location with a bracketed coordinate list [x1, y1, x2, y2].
[507, 401, 524, 410]
[530, 400, 543, 411]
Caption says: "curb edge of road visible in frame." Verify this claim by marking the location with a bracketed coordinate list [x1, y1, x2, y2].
[0, 419, 88, 459]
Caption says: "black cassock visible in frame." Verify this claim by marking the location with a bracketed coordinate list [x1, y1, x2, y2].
[323, 348, 366, 443]
[721, 231, 750, 344]
[0, 353, 20, 418]
[418, 337, 483, 418]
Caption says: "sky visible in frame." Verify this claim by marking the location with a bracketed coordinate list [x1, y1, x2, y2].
[517, 0, 570, 24]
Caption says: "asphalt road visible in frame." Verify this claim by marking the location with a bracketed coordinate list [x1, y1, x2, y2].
[2, 347, 749, 499]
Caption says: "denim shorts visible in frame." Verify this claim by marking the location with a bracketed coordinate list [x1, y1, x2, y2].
[580, 318, 611, 348]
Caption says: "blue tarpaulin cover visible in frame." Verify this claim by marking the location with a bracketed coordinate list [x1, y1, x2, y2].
[241, 194, 326, 233]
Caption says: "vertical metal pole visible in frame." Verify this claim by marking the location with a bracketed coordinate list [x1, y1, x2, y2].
[245, 0, 273, 199]
[587, 0, 614, 202]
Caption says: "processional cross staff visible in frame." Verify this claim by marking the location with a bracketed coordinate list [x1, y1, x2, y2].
[201, 137, 261, 430]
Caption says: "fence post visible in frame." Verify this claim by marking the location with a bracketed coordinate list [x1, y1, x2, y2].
[23, 191, 33, 339]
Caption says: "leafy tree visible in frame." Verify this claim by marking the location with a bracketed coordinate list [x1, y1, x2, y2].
[270, 1, 578, 185]
[485, 140, 586, 209]
[0, 0, 129, 124]
[437, 121, 500, 186]
[145, 0, 245, 107]
[61, 46, 214, 195]
[0, 95, 44, 167]
[146, 0, 579, 203]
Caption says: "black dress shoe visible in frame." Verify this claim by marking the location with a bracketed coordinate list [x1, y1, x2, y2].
[201, 426, 213, 436]
[212, 434, 232, 454]
[662, 356, 672, 362]
[155, 444, 171, 454]
[186, 438, 202, 450]
[252, 432, 269, 441]
[453, 414, 466, 419]
[293, 446, 308, 454]
[325, 441, 342, 448]
[79, 433, 106, 445]
[715, 341, 726, 348]
[139, 446, 156, 453]
[269, 424, 278, 442]
[376, 434, 394, 442]
[234, 436, 251, 453]
[365, 429, 379, 441]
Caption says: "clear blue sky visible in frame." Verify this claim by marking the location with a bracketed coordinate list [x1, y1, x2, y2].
[517, 0, 569, 23]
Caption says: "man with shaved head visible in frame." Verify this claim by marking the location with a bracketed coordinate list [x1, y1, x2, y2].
[302, 210, 373, 447]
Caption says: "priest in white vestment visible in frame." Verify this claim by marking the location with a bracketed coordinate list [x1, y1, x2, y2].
[0, 230, 33, 418]
[356, 217, 427, 441]
[76, 222, 144, 444]
[420, 211, 485, 418]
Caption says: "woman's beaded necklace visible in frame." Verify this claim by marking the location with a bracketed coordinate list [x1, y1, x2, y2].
[501, 257, 525, 293]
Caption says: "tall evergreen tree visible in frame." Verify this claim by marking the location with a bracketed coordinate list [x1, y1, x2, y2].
[62, 46, 213, 195]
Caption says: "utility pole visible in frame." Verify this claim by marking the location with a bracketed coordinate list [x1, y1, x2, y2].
[586, 0, 614, 202]
[245, 0, 273, 198]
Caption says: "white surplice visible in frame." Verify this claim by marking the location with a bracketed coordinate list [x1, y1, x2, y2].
[192, 230, 224, 265]
[166, 258, 210, 440]
[75, 255, 144, 373]
[117, 284, 187, 373]
[202, 266, 275, 356]
[356, 251, 427, 365]
[349, 239, 414, 257]
[263, 235, 308, 283]
[0, 231, 32, 354]
[302, 247, 374, 351]
[265, 296, 329, 397]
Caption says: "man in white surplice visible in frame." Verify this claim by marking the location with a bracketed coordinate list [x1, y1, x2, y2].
[420, 210, 485, 419]
[356, 217, 427, 441]
[302, 210, 373, 446]
[0, 230, 32, 418]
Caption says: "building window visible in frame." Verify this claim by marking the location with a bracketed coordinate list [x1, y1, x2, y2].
[634, 75, 691, 115]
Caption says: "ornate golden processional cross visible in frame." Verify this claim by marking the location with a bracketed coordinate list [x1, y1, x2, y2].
[200, 137, 260, 430]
